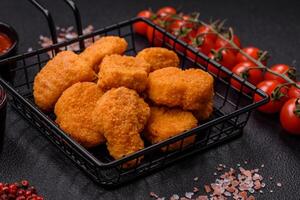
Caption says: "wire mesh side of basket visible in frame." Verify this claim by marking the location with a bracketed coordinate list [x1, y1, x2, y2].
[0, 7, 269, 187]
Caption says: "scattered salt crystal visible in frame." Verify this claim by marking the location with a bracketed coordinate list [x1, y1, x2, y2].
[270, 190, 273, 193]
[150, 192, 159, 198]
[157, 198, 165, 200]
[259, 190, 263, 194]
[223, 191, 231, 197]
[261, 164, 264, 168]
[193, 187, 199, 193]
[213, 172, 217, 176]
[170, 194, 179, 200]
[27, 47, 33, 52]
[185, 192, 194, 199]
[237, 163, 241, 167]
[277, 183, 282, 187]
[244, 160, 248, 164]
[261, 182, 266, 188]
[193, 177, 199, 181]
[269, 177, 273, 180]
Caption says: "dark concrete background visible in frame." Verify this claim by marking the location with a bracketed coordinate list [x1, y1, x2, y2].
[0, 0, 300, 199]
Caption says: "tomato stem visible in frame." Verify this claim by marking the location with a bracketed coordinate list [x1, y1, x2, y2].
[196, 20, 300, 89]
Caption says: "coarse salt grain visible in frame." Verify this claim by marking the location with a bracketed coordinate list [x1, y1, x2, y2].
[277, 183, 282, 187]
[185, 192, 194, 199]
[170, 194, 180, 200]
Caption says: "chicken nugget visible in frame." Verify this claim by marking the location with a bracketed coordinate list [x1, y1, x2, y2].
[92, 87, 150, 167]
[145, 107, 198, 151]
[147, 67, 214, 111]
[98, 55, 150, 93]
[33, 51, 96, 111]
[54, 82, 105, 148]
[136, 47, 180, 72]
[192, 101, 214, 121]
[79, 36, 128, 71]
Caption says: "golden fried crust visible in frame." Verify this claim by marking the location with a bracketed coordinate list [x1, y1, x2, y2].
[136, 47, 180, 72]
[192, 101, 214, 121]
[79, 36, 128, 71]
[145, 107, 198, 151]
[92, 87, 150, 165]
[54, 82, 105, 148]
[147, 67, 214, 111]
[33, 51, 96, 111]
[97, 55, 150, 93]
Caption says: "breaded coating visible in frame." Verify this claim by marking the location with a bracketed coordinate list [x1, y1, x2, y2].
[79, 36, 128, 71]
[98, 55, 150, 93]
[192, 101, 214, 121]
[145, 107, 198, 151]
[147, 67, 214, 111]
[92, 87, 150, 167]
[136, 47, 180, 72]
[54, 82, 105, 148]
[33, 51, 96, 111]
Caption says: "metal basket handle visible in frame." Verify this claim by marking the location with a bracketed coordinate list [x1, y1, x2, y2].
[28, 0, 85, 52]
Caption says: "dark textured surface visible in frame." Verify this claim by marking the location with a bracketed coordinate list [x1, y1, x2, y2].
[1, 0, 300, 199]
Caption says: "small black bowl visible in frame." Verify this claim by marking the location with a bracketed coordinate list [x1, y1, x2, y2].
[0, 22, 19, 82]
[0, 85, 7, 150]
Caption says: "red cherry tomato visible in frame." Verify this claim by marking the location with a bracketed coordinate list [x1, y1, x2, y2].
[147, 19, 166, 47]
[280, 98, 300, 135]
[157, 6, 177, 18]
[214, 34, 242, 54]
[187, 35, 215, 64]
[207, 48, 236, 78]
[168, 20, 196, 53]
[197, 25, 218, 43]
[230, 62, 264, 93]
[134, 10, 153, 36]
[264, 64, 296, 84]
[236, 47, 269, 66]
[254, 80, 289, 113]
[288, 82, 300, 98]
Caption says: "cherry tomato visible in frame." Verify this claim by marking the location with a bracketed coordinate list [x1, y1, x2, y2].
[236, 47, 269, 66]
[207, 48, 236, 78]
[214, 34, 242, 54]
[157, 6, 177, 18]
[288, 82, 300, 98]
[230, 62, 264, 93]
[187, 35, 215, 64]
[147, 19, 165, 47]
[254, 80, 289, 113]
[264, 64, 296, 84]
[134, 10, 153, 36]
[168, 20, 196, 52]
[280, 98, 300, 135]
[197, 25, 218, 43]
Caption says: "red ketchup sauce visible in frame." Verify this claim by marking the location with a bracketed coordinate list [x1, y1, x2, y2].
[0, 32, 12, 55]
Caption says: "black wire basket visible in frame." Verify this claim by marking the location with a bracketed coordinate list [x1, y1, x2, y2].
[0, 0, 268, 187]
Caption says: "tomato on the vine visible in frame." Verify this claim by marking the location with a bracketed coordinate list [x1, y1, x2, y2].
[134, 10, 153, 36]
[157, 6, 177, 18]
[288, 82, 300, 98]
[207, 48, 236, 78]
[264, 64, 296, 84]
[147, 19, 166, 47]
[230, 62, 264, 93]
[254, 80, 289, 113]
[236, 47, 269, 65]
[187, 35, 215, 64]
[280, 98, 300, 135]
[168, 19, 196, 52]
[197, 25, 218, 43]
[214, 34, 241, 54]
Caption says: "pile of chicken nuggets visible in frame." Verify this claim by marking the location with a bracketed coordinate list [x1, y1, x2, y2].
[33, 36, 214, 166]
